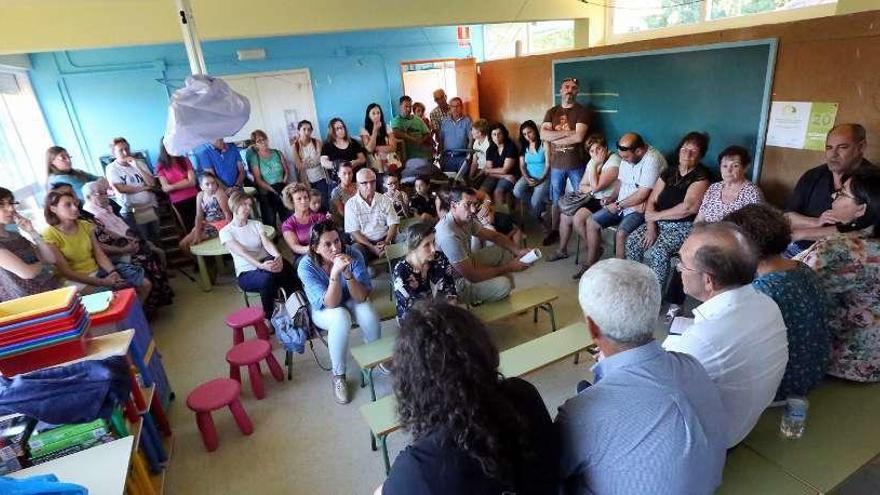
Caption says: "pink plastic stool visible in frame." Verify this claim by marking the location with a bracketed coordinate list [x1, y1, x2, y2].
[226, 339, 285, 399]
[224, 307, 270, 345]
[186, 378, 253, 452]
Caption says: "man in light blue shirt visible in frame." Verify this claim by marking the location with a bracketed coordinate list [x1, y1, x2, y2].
[556, 259, 728, 495]
[438, 97, 473, 174]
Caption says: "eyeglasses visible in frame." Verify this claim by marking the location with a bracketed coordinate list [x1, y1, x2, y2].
[674, 258, 700, 274]
[831, 189, 856, 201]
[617, 143, 635, 152]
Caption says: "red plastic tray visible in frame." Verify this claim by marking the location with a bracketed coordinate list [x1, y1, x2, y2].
[0, 310, 89, 347]
[0, 332, 88, 376]
[0, 306, 87, 341]
[0, 287, 78, 327]
[89, 289, 135, 327]
[0, 298, 81, 332]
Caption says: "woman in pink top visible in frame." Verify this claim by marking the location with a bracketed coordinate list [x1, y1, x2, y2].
[281, 183, 328, 266]
[156, 139, 199, 231]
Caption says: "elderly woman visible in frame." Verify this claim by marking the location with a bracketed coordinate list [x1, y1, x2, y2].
[219, 192, 299, 319]
[280, 183, 327, 266]
[42, 190, 151, 300]
[625, 131, 711, 288]
[297, 219, 381, 404]
[725, 204, 830, 399]
[104, 137, 159, 243]
[797, 167, 880, 383]
[695, 145, 763, 223]
[392, 222, 457, 320]
[82, 180, 174, 311]
[0, 187, 60, 301]
[377, 301, 556, 495]
[46, 146, 100, 201]
[246, 129, 290, 228]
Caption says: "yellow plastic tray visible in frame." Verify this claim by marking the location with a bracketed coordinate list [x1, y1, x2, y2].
[0, 287, 78, 326]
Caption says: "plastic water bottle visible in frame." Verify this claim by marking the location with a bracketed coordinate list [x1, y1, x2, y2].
[779, 396, 809, 439]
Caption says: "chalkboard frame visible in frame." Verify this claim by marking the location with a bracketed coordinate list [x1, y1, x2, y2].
[551, 39, 778, 183]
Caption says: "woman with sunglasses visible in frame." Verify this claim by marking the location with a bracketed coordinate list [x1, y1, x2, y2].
[392, 222, 457, 320]
[796, 167, 880, 383]
[0, 188, 60, 301]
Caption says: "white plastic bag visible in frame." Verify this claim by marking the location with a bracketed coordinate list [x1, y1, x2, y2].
[163, 75, 250, 155]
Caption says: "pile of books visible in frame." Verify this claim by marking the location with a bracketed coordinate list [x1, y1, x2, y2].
[0, 287, 90, 375]
[27, 418, 116, 466]
[0, 414, 35, 475]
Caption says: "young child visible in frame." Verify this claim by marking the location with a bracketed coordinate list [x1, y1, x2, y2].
[409, 177, 435, 221]
[309, 188, 325, 215]
[179, 172, 232, 251]
[383, 174, 410, 218]
[329, 161, 357, 222]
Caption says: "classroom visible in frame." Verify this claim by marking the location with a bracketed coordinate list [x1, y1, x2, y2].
[0, 0, 879, 493]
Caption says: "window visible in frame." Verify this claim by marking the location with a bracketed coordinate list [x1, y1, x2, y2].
[483, 21, 575, 61]
[0, 71, 54, 216]
[612, 0, 836, 35]
[710, 0, 835, 20]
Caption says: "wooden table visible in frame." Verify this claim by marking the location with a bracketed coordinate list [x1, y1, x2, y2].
[9, 436, 134, 494]
[190, 224, 275, 292]
[743, 379, 880, 492]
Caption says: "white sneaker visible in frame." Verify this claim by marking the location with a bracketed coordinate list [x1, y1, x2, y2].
[332, 375, 349, 404]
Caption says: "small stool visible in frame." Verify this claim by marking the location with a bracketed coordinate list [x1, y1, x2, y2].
[226, 339, 285, 399]
[186, 378, 253, 452]
[224, 307, 270, 344]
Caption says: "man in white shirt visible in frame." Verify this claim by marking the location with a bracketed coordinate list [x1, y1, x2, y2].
[663, 222, 788, 448]
[344, 168, 399, 261]
[582, 132, 666, 273]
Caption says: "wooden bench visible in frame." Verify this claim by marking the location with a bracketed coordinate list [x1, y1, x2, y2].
[351, 286, 559, 401]
[742, 379, 880, 493]
[360, 321, 592, 473]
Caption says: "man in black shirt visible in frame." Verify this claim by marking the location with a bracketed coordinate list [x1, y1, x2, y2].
[785, 123, 875, 256]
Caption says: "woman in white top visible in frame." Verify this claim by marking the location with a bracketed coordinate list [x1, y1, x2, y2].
[292, 119, 328, 210]
[104, 137, 159, 243]
[469, 119, 491, 186]
[219, 192, 300, 319]
[548, 134, 621, 261]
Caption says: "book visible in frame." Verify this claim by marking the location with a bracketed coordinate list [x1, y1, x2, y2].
[0, 414, 35, 461]
[28, 418, 106, 451]
[29, 434, 115, 465]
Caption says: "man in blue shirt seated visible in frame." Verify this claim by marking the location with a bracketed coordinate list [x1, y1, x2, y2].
[556, 258, 728, 495]
[194, 139, 245, 190]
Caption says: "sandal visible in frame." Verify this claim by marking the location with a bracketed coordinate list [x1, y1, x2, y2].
[572, 263, 590, 280]
[547, 251, 569, 262]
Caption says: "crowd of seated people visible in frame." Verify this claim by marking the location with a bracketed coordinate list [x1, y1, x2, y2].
[2, 80, 879, 493]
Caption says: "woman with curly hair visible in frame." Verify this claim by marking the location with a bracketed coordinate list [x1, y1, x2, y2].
[378, 301, 558, 494]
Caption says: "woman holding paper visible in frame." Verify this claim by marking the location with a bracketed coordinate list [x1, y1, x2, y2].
[392, 222, 457, 319]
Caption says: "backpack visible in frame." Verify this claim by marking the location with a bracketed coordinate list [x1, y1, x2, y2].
[271, 290, 329, 371]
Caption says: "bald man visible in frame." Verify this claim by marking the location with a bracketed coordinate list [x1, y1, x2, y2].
[663, 222, 787, 448]
[785, 123, 876, 256]
[344, 168, 399, 261]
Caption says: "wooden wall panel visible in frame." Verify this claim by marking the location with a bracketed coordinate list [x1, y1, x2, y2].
[478, 11, 880, 205]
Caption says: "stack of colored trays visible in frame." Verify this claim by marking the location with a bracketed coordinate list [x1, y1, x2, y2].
[0, 287, 90, 376]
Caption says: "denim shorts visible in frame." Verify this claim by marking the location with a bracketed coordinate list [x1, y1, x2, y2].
[591, 208, 645, 234]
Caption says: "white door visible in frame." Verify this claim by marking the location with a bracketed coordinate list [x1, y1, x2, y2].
[222, 69, 319, 180]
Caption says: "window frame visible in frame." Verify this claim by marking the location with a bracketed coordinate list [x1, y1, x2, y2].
[482, 20, 576, 61]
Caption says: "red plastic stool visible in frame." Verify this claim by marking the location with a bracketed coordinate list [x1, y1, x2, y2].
[224, 307, 270, 344]
[185, 378, 253, 452]
[226, 339, 285, 399]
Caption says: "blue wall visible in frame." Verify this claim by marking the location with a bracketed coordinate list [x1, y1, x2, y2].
[29, 25, 484, 174]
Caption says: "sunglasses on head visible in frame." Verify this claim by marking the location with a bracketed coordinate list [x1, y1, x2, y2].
[562, 77, 579, 86]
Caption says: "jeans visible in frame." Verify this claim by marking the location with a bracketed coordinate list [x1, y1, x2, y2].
[513, 177, 550, 219]
[440, 151, 469, 174]
[236, 258, 301, 318]
[591, 208, 646, 234]
[311, 299, 382, 376]
[549, 166, 585, 202]
[455, 246, 514, 306]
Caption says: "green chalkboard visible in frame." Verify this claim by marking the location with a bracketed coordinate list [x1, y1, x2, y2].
[553, 40, 777, 181]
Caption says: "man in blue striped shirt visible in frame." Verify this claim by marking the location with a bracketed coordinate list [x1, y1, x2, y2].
[556, 259, 728, 494]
